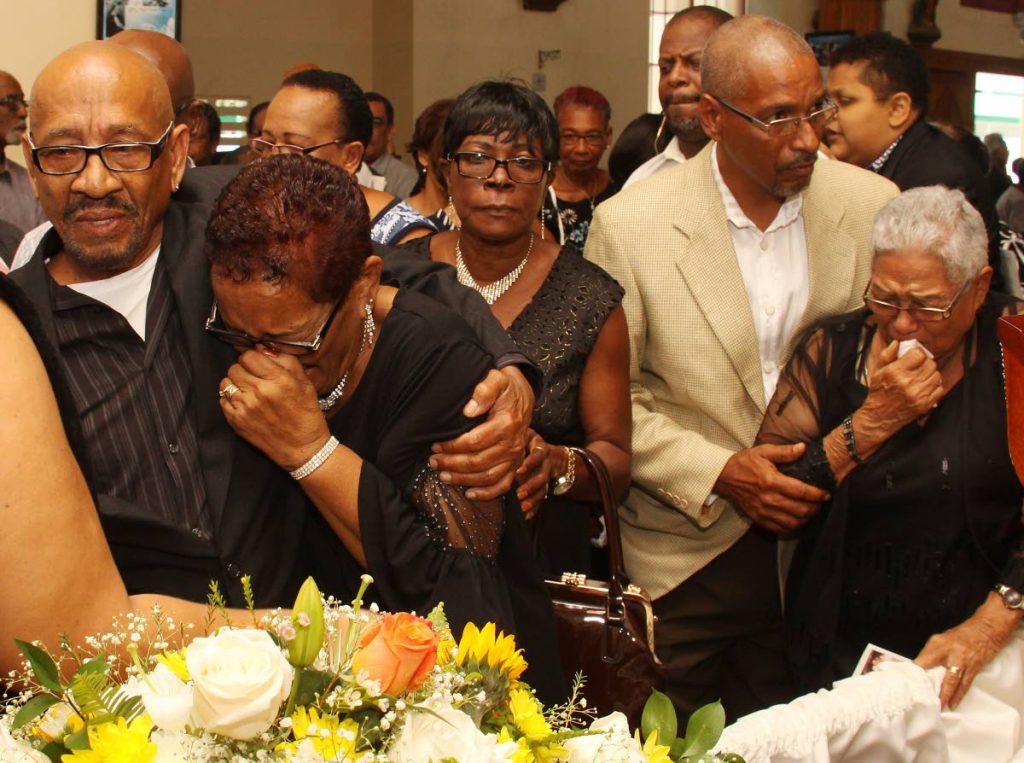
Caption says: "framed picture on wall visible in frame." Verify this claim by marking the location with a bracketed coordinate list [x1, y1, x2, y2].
[97, 0, 181, 41]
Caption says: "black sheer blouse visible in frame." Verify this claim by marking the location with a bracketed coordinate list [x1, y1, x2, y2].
[757, 295, 1024, 692]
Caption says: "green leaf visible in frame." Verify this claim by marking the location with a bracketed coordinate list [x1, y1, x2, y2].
[670, 736, 688, 758]
[15, 640, 62, 693]
[289, 668, 333, 708]
[69, 670, 142, 725]
[427, 602, 450, 637]
[39, 741, 70, 763]
[641, 688, 678, 746]
[11, 694, 60, 731]
[72, 658, 109, 679]
[63, 727, 89, 750]
[679, 700, 726, 759]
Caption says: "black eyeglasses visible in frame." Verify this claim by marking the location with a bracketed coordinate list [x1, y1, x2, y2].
[204, 297, 343, 356]
[447, 151, 550, 184]
[863, 280, 970, 323]
[249, 137, 350, 157]
[0, 96, 27, 111]
[28, 122, 174, 176]
[710, 95, 838, 139]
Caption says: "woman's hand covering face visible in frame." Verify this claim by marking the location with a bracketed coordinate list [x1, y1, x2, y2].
[859, 339, 944, 434]
[219, 349, 332, 471]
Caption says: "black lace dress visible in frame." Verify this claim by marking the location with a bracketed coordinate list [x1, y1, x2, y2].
[507, 250, 624, 576]
[757, 295, 1024, 693]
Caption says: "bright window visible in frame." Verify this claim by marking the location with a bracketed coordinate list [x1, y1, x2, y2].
[975, 72, 1023, 178]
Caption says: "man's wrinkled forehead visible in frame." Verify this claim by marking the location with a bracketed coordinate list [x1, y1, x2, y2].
[0, 74, 21, 99]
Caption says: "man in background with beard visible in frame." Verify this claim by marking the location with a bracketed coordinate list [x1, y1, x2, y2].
[586, 16, 898, 717]
[623, 5, 731, 188]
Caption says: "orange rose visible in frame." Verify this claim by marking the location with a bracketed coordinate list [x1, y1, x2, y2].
[351, 613, 439, 695]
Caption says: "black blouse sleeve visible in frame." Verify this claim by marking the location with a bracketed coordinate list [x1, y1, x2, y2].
[756, 323, 840, 490]
[352, 307, 521, 635]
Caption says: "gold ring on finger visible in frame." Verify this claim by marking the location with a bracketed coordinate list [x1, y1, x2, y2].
[219, 382, 241, 401]
[947, 664, 962, 676]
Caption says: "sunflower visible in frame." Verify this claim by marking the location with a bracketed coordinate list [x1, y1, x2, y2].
[61, 716, 156, 763]
[455, 622, 527, 680]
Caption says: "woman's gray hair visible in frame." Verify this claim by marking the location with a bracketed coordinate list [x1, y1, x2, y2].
[871, 185, 988, 285]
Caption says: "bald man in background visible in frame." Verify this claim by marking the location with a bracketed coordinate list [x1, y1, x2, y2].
[0, 70, 47, 235]
[586, 16, 898, 717]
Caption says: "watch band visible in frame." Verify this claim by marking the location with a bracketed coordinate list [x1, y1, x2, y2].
[996, 584, 1024, 610]
[551, 446, 576, 496]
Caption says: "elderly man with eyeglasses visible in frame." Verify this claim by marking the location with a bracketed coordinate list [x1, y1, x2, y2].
[0, 70, 47, 237]
[585, 15, 898, 718]
[9, 41, 541, 612]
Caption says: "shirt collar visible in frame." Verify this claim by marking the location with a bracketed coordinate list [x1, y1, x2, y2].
[710, 143, 803, 233]
[868, 133, 903, 173]
[662, 137, 687, 164]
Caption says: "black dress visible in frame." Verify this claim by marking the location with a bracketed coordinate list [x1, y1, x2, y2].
[507, 249, 624, 576]
[757, 295, 1024, 693]
[302, 289, 565, 702]
[541, 181, 618, 252]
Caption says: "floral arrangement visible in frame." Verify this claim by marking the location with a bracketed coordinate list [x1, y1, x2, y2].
[1, 576, 741, 762]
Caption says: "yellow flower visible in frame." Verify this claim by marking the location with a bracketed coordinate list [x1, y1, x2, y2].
[61, 716, 156, 763]
[155, 649, 189, 682]
[455, 622, 527, 680]
[276, 707, 360, 760]
[509, 689, 551, 742]
[639, 728, 673, 763]
[34, 702, 84, 743]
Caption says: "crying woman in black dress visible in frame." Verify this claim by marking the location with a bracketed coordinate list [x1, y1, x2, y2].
[203, 154, 563, 699]
[757, 186, 1024, 709]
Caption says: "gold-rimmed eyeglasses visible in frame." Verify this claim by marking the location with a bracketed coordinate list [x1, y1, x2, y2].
[710, 94, 838, 139]
[863, 281, 971, 322]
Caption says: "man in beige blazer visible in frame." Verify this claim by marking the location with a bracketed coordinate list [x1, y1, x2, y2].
[585, 16, 898, 718]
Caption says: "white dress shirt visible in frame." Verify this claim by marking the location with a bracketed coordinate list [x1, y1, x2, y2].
[623, 136, 688, 189]
[711, 144, 809, 401]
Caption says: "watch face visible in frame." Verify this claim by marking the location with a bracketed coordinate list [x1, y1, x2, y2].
[1007, 590, 1024, 609]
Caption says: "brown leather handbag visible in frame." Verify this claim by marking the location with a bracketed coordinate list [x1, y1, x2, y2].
[544, 448, 666, 728]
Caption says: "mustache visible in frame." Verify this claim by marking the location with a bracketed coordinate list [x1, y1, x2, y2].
[664, 94, 701, 106]
[778, 152, 817, 172]
[63, 196, 137, 222]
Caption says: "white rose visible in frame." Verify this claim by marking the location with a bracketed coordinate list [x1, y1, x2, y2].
[125, 663, 195, 732]
[186, 628, 293, 740]
[0, 720, 48, 763]
[563, 712, 646, 763]
[388, 698, 517, 762]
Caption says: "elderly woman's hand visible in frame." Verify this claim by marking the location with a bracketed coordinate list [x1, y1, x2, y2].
[429, 366, 535, 501]
[860, 340, 944, 434]
[914, 593, 1022, 709]
[219, 349, 331, 471]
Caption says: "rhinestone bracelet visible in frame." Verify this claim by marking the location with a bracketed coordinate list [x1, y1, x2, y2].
[289, 436, 340, 481]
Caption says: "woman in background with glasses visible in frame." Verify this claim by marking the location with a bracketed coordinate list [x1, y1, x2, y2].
[204, 154, 564, 701]
[540, 86, 616, 251]
[756, 186, 1024, 708]
[403, 81, 631, 580]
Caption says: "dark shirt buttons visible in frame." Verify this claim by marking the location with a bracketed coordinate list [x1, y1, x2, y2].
[168, 442, 180, 455]
[227, 563, 241, 578]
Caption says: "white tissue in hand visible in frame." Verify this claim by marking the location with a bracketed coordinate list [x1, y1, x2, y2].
[898, 339, 934, 359]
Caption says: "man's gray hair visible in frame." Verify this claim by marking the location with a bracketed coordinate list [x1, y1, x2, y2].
[871, 185, 988, 285]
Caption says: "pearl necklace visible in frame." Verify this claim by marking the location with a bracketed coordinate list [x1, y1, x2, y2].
[318, 369, 350, 412]
[455, 233, 534, 305]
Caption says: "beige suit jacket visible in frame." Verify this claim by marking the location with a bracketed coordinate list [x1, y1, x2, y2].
[585, 144, 899, 599]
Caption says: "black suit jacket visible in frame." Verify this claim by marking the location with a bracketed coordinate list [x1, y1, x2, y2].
[12, 201, 535, 607]
[879, 120, 1005, 291]
[0, 219, 21, 267]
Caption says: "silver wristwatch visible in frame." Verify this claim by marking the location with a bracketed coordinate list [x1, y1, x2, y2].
[996, 584, 1024, 610]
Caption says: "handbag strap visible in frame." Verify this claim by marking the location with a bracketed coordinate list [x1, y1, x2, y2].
[569, 447, 627, 614]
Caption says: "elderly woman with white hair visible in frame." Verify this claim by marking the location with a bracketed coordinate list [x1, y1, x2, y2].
[757, 185, 1024, 708]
